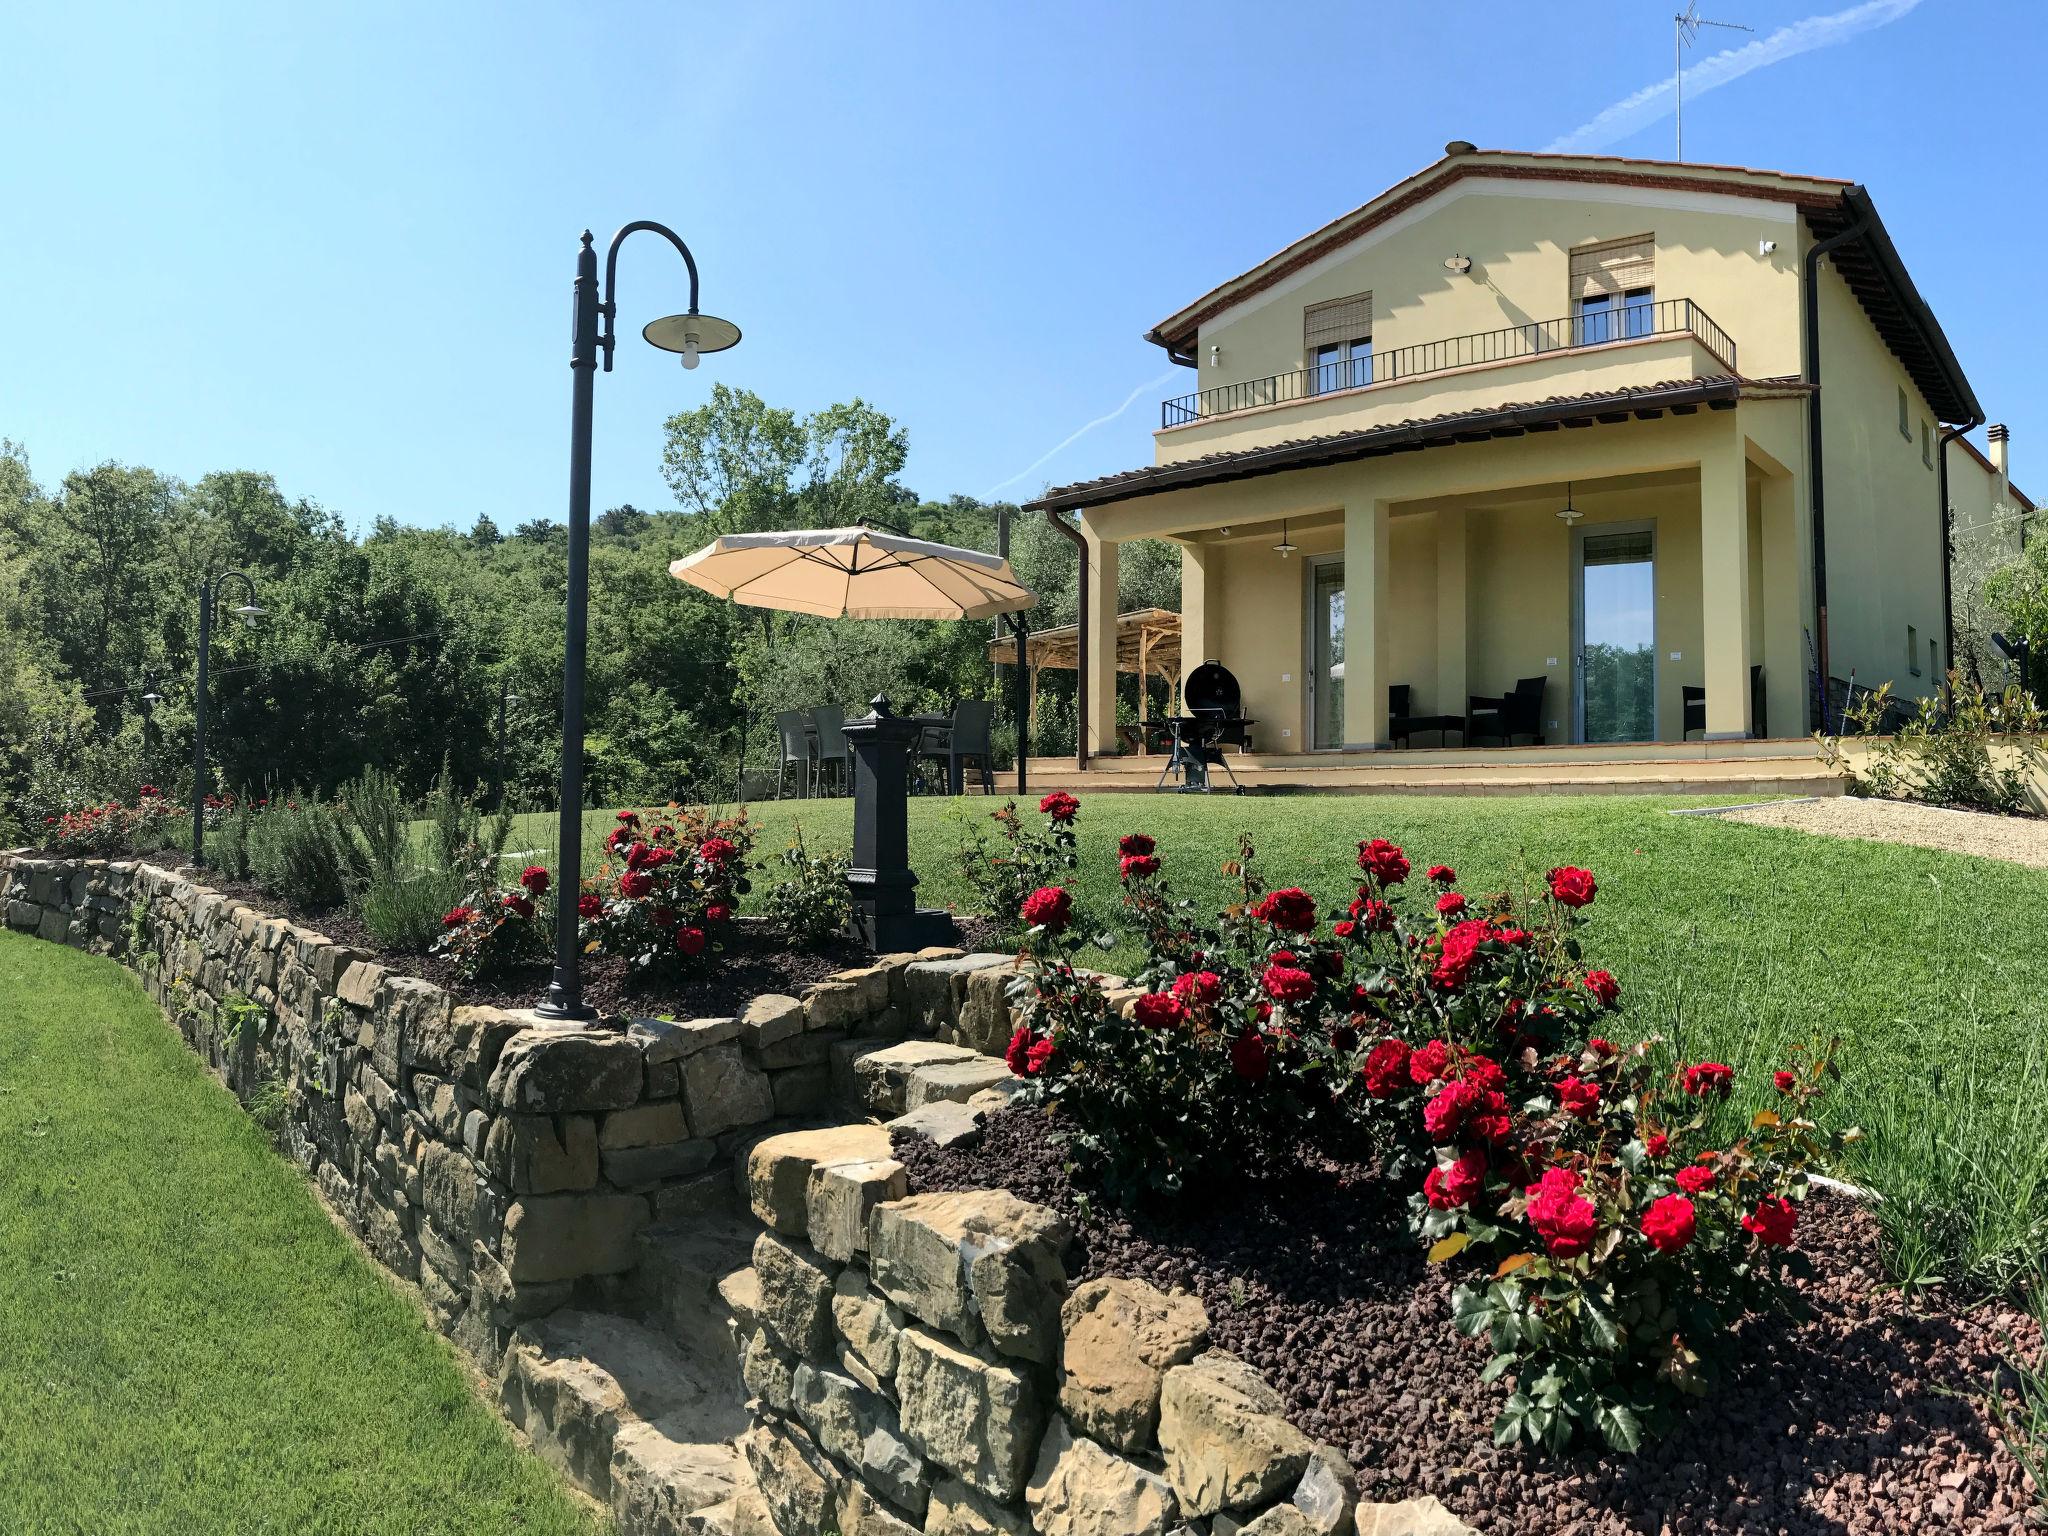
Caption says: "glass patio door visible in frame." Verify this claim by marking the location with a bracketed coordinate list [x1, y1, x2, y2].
[1309, 557, 1346, 750]
[1574, 527, 1656, 743]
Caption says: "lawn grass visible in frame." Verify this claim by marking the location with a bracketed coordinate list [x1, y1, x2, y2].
[513, 790, 2048, 1293]
[0, 931, 605, 1536]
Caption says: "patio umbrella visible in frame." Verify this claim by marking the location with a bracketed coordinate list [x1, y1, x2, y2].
[670, 525, 1034, 620]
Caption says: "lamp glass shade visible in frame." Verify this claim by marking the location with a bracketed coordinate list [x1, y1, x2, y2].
[232, 601, 265, 627]
[643, 312, 741, 358]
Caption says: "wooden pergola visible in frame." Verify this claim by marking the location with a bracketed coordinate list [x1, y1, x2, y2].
[988, 607, 1181, 754]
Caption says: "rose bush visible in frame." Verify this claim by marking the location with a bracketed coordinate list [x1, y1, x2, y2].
[951, 793, 1081, 932]
[42, 785, 186, 856]
[434, 858, 551, 981]
[579, 806, 753, 975]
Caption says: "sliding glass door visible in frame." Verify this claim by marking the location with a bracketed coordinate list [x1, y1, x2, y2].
[1573, 526, 1656, 743]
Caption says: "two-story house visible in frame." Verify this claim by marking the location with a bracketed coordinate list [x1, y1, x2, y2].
[1027, 143, 2024, 776]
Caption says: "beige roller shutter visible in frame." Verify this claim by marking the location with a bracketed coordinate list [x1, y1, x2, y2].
[1569, 233, 1654, 300]
[1304, 292, 1373, 352]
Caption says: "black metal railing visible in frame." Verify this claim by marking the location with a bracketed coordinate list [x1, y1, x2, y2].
[1161, 298, 1737, 428]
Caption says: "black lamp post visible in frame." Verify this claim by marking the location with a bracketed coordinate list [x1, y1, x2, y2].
[191, 571, 264, 868]
[536, 224, 741, 1021]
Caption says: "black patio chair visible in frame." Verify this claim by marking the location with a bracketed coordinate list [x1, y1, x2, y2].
[1683, 665, 1765, 740]
[1467, 677, 1546, 746]
[811, 705, 852, 795]
[918, 699, 996, 795]
[1388, 684, 1464, 748]
[773, 710, 816, 798]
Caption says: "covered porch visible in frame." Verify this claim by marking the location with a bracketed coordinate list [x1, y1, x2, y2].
[1036, 378, 1816, 773]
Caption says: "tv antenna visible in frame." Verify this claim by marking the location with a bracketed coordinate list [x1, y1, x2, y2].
[1675, 3, 1752, 161]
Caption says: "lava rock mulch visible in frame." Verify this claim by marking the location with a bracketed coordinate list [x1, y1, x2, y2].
[897, 1108, 2044, 1536]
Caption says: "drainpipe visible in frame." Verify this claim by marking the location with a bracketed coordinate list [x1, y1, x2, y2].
[1936, 415, 1982, 702]
[1802, 203, 1871, 732]
[1044, 508, 1090, 770]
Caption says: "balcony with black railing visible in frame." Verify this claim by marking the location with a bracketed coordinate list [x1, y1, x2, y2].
[1161, 298, 1737, 429]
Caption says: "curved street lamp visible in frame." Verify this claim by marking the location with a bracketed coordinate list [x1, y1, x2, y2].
[536, 224, 740, 1021]
[192, 571, 264, 867]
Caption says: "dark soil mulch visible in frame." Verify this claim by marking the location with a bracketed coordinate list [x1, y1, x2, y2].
[897, 1109, 2044, 1535]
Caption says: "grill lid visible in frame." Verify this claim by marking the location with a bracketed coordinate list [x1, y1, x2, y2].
[1184, 659, 1242, 716]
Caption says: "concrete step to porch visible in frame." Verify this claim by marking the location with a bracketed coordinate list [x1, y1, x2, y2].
[498, 1307, 754, 1534]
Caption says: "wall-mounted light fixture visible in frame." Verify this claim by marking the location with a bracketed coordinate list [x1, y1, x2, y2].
[1209, 343, 1221, 368]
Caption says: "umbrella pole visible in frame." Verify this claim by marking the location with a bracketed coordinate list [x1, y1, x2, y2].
[1011, 612, 1030, 796]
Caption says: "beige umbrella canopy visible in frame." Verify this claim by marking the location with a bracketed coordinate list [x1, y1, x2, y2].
[669, 526, 1034, 620]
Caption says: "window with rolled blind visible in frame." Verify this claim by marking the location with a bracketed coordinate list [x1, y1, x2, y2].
[1568, 234, 1655, 300]
[1304, 293, 1372, 353]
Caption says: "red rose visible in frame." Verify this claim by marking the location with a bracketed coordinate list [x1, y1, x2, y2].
[1117, 833, 1155, 857]
[441, 906, 475, 928]
[704, 903, 732, 923]
[615, 809, 640, 825]
[1426, 864, 1456, 885]
[1025, 1037, 1057, 1075]
[1682, 1062, 1734, 1098]
[1742, 1196, 1798, 1247]
[1587, 1036, 1616, 1057]
[1547, 865, 1598, 908]
[1005, 1026, 1035, 1076]
[1584, 970, 1620, 1009]
[1774, 1070, 1797, 1093]
[1675, 1165, 1715, 1195]
[1170, 971, 1223, 1007]
[1132, 992, 1186, 1029]
[502, 893, 535, 919]
[1435, 891, 1467, 918]
[1251, 887, 1318, 934]
[519, 864, 550, 895]
[1421, 1079, 1478, 1142]
[1020, 885, 1073, 932]
[576, 893, 602, 918]
[624, 840, 652, 869]
[1038, 791, 1079, 823]
[1229, 1031, 1269, 1082]
[1260, 963, 1316, 1003]
[1119, 853, 1160, 881]
[1425, 1148, 1487, 1210]
[1459, 1054, 1506, 1092]
[1644, 1132, 1669, 1158]
[1332, 919, 1356, 939]
[606, 826, 631, 853]
[1361, 1038, 1412, 1098]
[1357, 838, 1410, 887]
[620, 871, 653, 899]
[698, 837, 739, 865]
[1409, 1039, 1451, 1084]
[1525, 1167, 1599, 1258]
[1641, 1193, 1697, 1254]
[1555, 1076, 1600, 1119]
[675, 925, 707, 956]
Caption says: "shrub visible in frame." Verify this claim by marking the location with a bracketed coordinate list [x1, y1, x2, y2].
[42, 786, 184, 856]
[247, 793, 365, 909]
[579, 806, 753, 977]
[358, 865, 468, 951]
[761, 827, 851, 945]
[1820, 673, 2046, 815]
[341, 766, 409, 888]
[951, 792, 1080, 931]
[432, 855, 551, 981]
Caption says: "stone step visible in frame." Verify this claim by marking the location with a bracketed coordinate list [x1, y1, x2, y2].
[499, 1308, 754, 1535]
[636, 1212, 766, 1377]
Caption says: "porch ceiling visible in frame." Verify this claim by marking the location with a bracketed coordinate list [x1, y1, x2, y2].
[1025, 375, 1811, 516]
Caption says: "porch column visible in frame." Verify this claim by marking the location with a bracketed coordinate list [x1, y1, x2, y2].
[1758, 470, 1800, 740]
[1699, 434, 1754, 739]
[1341, 497, 1393, 750]
[1180, 541, 1222, 689]
[1083, 523, 1120, 756]
[1434, 507, 1468, 720]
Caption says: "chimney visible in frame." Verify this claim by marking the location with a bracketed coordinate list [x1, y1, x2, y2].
[1990, 422, 2010, 481]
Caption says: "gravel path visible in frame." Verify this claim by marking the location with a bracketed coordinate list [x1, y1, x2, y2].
[1713, 796, 2048, 871]
[899, 1110, 2044, 1535]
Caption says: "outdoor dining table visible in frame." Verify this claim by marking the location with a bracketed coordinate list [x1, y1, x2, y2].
[803, 709, 959, 792]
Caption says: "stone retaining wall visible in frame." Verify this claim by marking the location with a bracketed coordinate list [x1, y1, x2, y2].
[0, 850, 1007, 1377]
[730, 1123, 1475, 1536]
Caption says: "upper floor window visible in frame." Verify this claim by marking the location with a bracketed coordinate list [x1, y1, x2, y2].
[1921, 419, 1933, 468]
[1305, 293, 1373, 393]
[1569, 234, 1655, 346]
[1898, 386, 1911, 439]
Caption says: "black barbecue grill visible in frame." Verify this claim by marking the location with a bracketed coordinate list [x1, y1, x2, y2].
[1158, 660, 1255, 793]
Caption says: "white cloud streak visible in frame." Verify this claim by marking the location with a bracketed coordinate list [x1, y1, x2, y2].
[1545, 0, 1922, 154]
[981, 369, 1182, 500]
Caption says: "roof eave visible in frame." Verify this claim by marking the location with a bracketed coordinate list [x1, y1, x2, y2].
[1835, 185, 1982, 426]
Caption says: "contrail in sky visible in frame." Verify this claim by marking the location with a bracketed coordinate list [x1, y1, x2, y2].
[982, 369, 1181, 501]
[1545, 0, 1922, 154]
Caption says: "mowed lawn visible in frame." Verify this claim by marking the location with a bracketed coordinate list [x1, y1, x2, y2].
[527, 790, 2048, 1290]
[0, 932, 604, 1536]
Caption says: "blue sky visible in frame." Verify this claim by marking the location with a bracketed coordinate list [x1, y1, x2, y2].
[2, 1, 2040, 532]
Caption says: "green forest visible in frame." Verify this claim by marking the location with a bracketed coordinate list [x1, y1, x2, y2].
[0, 385, 1179, 839]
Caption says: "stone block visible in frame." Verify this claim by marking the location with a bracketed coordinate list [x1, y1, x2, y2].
[740, 1422, 841, 1536]
[417, 1138, 484, 1241]
[832, 1268, 905, 1382]
[870, 1190, 1070, 1361]
[609, 1425, 745, 1536]
[771, 1064, 833, 1116]
[682, 1043, 775, 1138]
[500, 1193, 650, 1282]
[631, 1014, 741, 1062]
[1292, 1444, 1358, 1534]
[1157, 1351, 1315, 1517]
[742, 1326, 797, 1412]
[837, 1482, 923, 1536]
[925, 1476, 1031, 1536]
[754, 1031, 837, 1070]
[369, 974, 450, 1082]
[1059, 1277, 1210, 1453]
[601, 1139, 717, 1189]
[600, 1099, 689, 1149]
[1239, 1509, 1318, 1536]
[415, 1004, 526, 1089]
[739, 992, 805, 1051]
[746, 1122, 895, 1237]
[895, 1325, 1044, 1504]
[482, 1113, 600, 1194]
[336, 958, 386, 1009]
[1026, 1415, 1179, 1536]
[850, 1039, 980, 1117]
[903, 1056, 1014, 1110]
[803, 979, 868, 1032]
[903, 953, 1012, 1034]
[791, 1360, 928, 1518]
[487, 1027, 644, 1113]
[886, 1101, 986, 1149]
[808, 1157, 905, 1264]
[954, 961, 1028, 1055]
[1353, 1497, 1478, 1536]
[826, 961, 896, 1015]
[753, 1229, 836, 1360]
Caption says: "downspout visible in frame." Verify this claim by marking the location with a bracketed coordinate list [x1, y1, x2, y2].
[1801, 204, 1871, 732]
[1936, 416, 1982, 701]
[1044, 508, 1090, 770]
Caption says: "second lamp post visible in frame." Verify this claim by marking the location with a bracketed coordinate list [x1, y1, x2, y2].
[191, 571, 264, 868]
[536, 224, 740, 1021]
